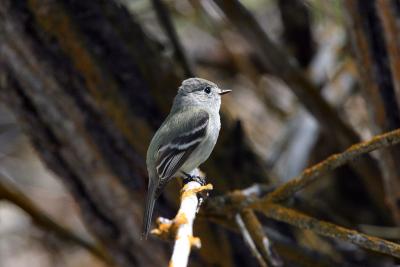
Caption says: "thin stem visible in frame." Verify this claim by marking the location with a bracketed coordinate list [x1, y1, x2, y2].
[236, 212, 268, 267]
[240, 209, 283, 267]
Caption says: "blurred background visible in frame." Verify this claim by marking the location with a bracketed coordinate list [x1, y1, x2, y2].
[1, 0, 400, 266]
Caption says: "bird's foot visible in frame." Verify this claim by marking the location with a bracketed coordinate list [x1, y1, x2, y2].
[182, 172, 209, 210]
[182, 172, 206, 186]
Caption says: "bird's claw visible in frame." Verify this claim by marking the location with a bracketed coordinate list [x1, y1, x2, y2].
[182, 172, 206, 186]
[182, 172, 209, 210]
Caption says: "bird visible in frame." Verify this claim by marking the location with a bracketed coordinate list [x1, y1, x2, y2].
[142, 77, 231, 239]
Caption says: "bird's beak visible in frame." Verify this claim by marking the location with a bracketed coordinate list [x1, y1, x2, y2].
[219, 89, 232, 95]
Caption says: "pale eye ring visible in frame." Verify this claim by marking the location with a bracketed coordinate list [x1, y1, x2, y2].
[204, 86, 211, 94]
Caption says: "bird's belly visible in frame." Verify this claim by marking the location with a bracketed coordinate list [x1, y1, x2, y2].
[180, 130, 218, 174]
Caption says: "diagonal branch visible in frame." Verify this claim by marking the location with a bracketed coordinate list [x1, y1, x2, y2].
[236, 212, 268, 267]
[258, 128, 400, 205]
[239, 209, 283, 267]
[0, 174, 110, 264]
[152, 0, 194, 77]
[256, 203, 400, 259]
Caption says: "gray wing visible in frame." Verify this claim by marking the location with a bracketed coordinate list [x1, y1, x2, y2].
[155, 110, 209, 181]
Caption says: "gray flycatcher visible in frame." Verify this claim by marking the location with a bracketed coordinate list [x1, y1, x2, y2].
[142, 77, 231, 239]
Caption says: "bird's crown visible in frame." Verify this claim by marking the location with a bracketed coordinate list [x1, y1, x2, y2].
[178, 78, 217, 94]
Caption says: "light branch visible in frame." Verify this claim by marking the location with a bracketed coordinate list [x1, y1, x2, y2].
[152, 181, 213, 267]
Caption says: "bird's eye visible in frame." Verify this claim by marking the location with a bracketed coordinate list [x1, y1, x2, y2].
[204, 86, 211, 94]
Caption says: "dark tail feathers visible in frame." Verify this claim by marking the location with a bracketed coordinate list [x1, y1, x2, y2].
[142, 179, 157, 239]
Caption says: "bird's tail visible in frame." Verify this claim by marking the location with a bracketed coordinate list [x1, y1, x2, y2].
[142, 178, 157, 239]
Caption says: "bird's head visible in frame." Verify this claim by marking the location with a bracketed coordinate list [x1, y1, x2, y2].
[173, 78, 231, 111]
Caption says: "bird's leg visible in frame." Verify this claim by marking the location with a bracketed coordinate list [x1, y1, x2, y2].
[182, 171, 206, 185]
[182, 171, 209, 210]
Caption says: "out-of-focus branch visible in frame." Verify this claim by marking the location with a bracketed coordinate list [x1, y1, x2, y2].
[345, 0, 400, 222]
[240, 209, 283, 267]
[278, 0, 315, 68]
[152, 0, 194, 77]
[376, 0, 400, 107]
[0, 174, 110, 264]
[261, 128, 400, 204]
[235, 212, 268, 267]
[256, 203, 400, 259]
[152, 181, 213, 267]
[212, 0, 357, 146]
[212, 0, 386, 212]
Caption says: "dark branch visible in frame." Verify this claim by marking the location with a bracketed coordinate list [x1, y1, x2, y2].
[152, 0, 195, 77]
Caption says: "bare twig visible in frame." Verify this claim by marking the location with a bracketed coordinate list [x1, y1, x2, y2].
[152, 0, 194, 77]
[259, 128, 400, 204]
[240, 209, 283, 267]
[256, 203, 400, 259]
[152, 181, 212, 267]
[236, 212, 268, 267]
[0, 174, 111, 264]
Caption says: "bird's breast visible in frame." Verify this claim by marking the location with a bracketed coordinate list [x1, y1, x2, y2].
[180, 113, 220, 173]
